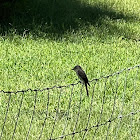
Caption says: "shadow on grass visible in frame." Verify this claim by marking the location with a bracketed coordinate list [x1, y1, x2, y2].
[0, 0, 139, 39]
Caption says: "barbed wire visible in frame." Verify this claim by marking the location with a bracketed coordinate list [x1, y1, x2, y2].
[0, 64, 140, 94]
[50, 110, 140, 140]
[0, 64, 140, 140]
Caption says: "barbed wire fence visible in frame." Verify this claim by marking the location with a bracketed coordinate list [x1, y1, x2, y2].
[0, 65, 140, 140]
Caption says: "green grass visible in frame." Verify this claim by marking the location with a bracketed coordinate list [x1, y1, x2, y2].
[0, 0, 140, 139]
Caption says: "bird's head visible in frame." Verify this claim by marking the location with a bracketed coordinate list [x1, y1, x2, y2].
[72, 65, 82, 71]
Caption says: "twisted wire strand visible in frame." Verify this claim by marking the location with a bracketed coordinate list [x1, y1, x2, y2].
[61, 85, 74, 137]
[38, 90, 50, 140]
[49, 88, 63, 139]
[72, 84, 83, 140]
[0, 65, 139, 94]
[26, 90, 38, 140]
[0, 93, 11, 140]
[129, 67, 139, 139]
[12, 91, 24, 140]
[82, 80, 97, 140]
[92, 78, 108, 139]
[114, 69, 129, 139]
[106, 74, 119, 139]
[50, 110, 140, 140]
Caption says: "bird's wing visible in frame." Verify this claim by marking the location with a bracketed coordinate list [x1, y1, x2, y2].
[77, 69, 89, 83]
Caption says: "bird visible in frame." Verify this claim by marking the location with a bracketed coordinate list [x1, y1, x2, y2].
[72, 65, 90, 96]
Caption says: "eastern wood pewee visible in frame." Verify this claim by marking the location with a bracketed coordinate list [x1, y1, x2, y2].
[72, 65, 90, 96]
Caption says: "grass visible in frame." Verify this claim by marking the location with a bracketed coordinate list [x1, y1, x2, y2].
[0, 0, 140, 139]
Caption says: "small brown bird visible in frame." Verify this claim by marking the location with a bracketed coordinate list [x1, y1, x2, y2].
[72, 65, 90, 96]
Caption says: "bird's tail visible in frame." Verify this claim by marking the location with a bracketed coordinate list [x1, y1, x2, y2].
[85, 83, 89, 97]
